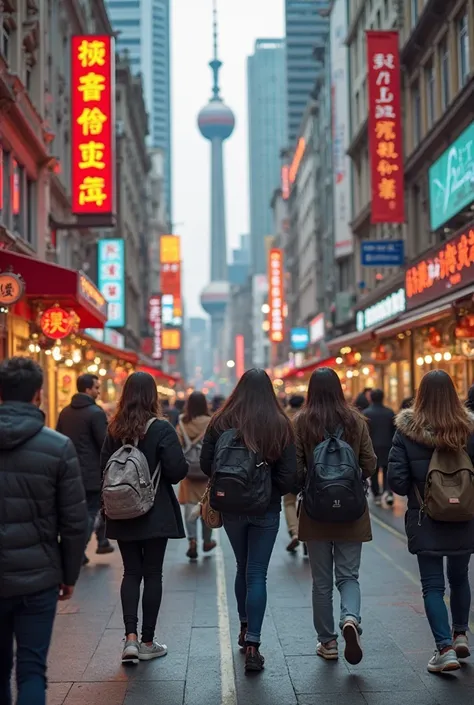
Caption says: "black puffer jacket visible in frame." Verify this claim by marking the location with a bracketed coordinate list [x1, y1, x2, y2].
[56, 394, 107, 492]
[388, 408, 474, 556]
[364, 402, 395, 467]
[0, 402, 88, 598]
[100, 419, 188, 541]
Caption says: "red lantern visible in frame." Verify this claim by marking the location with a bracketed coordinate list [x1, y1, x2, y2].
[40, 306, 76, 340]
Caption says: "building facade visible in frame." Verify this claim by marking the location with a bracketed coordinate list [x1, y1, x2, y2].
[105, 0, 172, 222]
[247, 38, 287, 274]
[285, 0, 330, 147]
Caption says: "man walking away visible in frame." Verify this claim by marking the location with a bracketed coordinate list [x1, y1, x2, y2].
[0, 357, 87, 705]
[57, 373, 112, 561]
[162, 398, 179, 427]
[364, 389, 395, 506]
[285, 395, 305, 552]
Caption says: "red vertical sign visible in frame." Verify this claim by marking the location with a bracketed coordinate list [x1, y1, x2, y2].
[366, 31, 405, 224]
[235, 335, 245, 379]
[149, 294, 163, 361]
[0, 146, 3, 210]
[268, 248, 284, 343]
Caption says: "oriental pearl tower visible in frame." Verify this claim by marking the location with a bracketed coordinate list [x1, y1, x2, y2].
[198, 0, 235, 378]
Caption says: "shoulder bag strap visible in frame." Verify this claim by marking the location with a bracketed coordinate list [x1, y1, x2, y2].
[178, 418, 192, 450]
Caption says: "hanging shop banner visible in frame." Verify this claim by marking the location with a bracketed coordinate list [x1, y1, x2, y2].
[160, 235, 182, 326]
[268, 248, 284, 343]
[429, 121, 474, 231]
[361, 239, 404, 266]
[162, 328, 181, 351]
[331, 0, 353, 258]
[71, 35, 115, 217]
[149, 294, 163, 361]
[366, 31, 405, 224]
[40, 306, 78, 340]
[98, 238, 125, 327]
[406, 224, 474, 310]
[291, 327, 309, 350]
[0, 271, 25, 306]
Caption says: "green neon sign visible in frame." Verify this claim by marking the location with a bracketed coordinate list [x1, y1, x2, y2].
[429, 121, 474, 231]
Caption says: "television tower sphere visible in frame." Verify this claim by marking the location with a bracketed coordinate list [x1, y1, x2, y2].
[198, 99, 235, 141]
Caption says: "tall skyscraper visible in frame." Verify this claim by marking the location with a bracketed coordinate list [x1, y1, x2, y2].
[285, 0, 330, 146]
[247, 38, 287, 274]
[198, 0, 235, 378]
[105, 0, 172, 222]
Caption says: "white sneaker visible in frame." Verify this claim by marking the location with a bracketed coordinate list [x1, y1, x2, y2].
[121, 640, 139, 665]
[138, 640, 168, 661]
[427, 649, 460, 673]
[454, 634, 471, 659]
[317, 640, 338, 660]
[342, 619, 363, 665]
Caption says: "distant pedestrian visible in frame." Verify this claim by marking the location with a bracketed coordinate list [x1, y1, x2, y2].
[400, 396, 414, 410]
[174, 398, 186, 414]
[56, 373, 113, 561]
[284, 395, 305, 553]
[0, 357, 87, 705]
[201, 369, 296, 672]
[364, 389, 395, 506]
[210, 394, 225, 413]
[100, 372, 188, 664]
[295, 368, 376, 665]
[354, 387, 371, 411]
[389, 370, 474, 673]
[466, 384, 474, 412]
[162, 398, 179, 428]
[177, 391, 215, 560]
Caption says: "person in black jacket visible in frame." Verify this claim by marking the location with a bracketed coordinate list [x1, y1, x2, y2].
[388, 370, 474, 674]
[364, 389, 395, 506]
[57, 373, 111, 561]
[0, 357, 87, 705]
[200, 369, 297, 673]
[100, 372, 188, 665]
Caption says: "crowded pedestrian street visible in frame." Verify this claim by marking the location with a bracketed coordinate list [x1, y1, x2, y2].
[45, 501, 474, 705]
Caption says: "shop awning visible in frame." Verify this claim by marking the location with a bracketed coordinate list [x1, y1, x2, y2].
[327, 328, 377, 353]
[81, 333, 138, 365]
[137, 360, 178, 386]
[0, 250, 107, 328]
[279, 356, 336, 381]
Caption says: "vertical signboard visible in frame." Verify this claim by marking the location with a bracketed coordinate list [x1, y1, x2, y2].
[149, 294, 163, 361]
[235, 334, 245, 379]
[268, 248, 284, 343]
[98, 239, 125, 328]
[71, 35, 115, 217]
[366, 31, 405, 224]
[281, 165, 290, 200]
[331, 0, 353, 258]
[160, 235, 182, 325]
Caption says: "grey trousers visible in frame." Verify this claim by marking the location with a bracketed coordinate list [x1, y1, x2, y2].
[184, 503, 213, 543]
[306, 540, 363, 644]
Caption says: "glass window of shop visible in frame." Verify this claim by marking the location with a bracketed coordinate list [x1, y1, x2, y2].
[439, 37, 450, 110]
[458, 13, 470, 88]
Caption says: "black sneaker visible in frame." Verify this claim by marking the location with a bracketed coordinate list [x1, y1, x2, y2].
[96, 542, 114, 555]
[245, 645, 265, 672]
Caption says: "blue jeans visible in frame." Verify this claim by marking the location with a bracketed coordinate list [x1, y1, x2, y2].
[417, 554, 471, 649]
[223, 512, 280, 644]
[0, 587, 59, 705]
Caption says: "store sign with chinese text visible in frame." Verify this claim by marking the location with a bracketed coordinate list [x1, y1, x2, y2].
[429, 121, 474, 231]
[160, 235, 182, 326]
[291, 327, 309, 350]
[356, 288, 406, 332]
[309, 313, 325, 343]
[78, 274, 107, 319]
[40, 306, 77, 340]
[162, 294, 174, 325]
[149, 294, 163, 361]
[361, 239, 404, 267]
[162, 328, 181, 351]
[0, 271, 25, 306]
[71, 35, 115, 218]
[406, 226, 474, 310]
[268, 248, 284, 343]
[98, 238, 125, 327]
[367, 31, 405, 224]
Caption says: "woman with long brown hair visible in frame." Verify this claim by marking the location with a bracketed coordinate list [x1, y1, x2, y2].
[100, 372, 188, 665]
[294, 368, 376, 666]
[389, 370, 474, 673]
[200, 369, 296, 673]
[177, 391, 215, 560]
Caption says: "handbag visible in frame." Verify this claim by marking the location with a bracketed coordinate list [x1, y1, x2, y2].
[200, 483, 223, 529]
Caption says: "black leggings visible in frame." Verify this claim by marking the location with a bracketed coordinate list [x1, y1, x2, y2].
[118, 538, 168, 643]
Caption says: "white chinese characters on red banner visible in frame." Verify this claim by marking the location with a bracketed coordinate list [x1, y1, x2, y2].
[268, 248, 284, 343]
[149, 295, 163, 361]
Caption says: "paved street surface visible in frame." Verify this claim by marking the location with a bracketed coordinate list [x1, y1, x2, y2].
[45, 503, 474, 705]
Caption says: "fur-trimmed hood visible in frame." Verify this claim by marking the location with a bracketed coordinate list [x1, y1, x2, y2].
[395, 408, 474, 449]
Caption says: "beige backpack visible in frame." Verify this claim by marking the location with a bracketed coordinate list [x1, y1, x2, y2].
[415, 448, 474, 523]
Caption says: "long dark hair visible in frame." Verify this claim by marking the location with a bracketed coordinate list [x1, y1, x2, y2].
[109, 372, 160, 441]
[210, 368, 293, 462]
[413, 370, 471, 450]
[183, 391, 210, 424]
[296, 367, 361, 447]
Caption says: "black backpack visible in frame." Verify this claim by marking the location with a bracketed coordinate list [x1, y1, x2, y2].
[303, 427, 367, 523]
[209, 429, 272, 515]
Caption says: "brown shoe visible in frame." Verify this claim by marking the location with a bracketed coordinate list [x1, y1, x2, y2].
[203, 540, 217, 553]
[286, 536, 300, 552]
[186, 539, 198, 560]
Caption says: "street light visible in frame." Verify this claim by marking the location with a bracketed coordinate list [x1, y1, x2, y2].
[226, 360, 235, 369]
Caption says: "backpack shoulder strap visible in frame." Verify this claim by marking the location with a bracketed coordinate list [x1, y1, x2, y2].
[132, 417, 157, 447]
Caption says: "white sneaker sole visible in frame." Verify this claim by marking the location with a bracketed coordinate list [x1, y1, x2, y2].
[317, 648, 339, 661]
[427, 659, 460, 673]
[343, 622, 363, 665]
[138, 649, 168, 661]
[121, 653, 139, 665]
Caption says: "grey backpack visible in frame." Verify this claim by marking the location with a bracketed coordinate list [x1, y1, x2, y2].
[102, 418, 161, 520]
[178, 418, 207, 481]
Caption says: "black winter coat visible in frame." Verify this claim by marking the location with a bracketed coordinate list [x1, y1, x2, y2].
[100, 418, 188, 541]
[364, 402, 395, 467]
[388, 408, 474, 556]
[56, 394, 108, 493]
[200, 425, 297, 513]
[0, 402, 88, 598]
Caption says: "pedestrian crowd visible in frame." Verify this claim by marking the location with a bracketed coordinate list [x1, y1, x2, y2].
[1, 356, 474, 704]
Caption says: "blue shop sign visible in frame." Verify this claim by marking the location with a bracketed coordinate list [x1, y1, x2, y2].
[290, 327, 309, 350]
[361, 240, 404, 267]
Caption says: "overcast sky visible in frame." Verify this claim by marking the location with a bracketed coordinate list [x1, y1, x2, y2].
[171, 0, 284, 318]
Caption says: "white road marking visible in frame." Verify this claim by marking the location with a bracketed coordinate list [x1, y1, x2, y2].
[215, 534, 237, 705]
